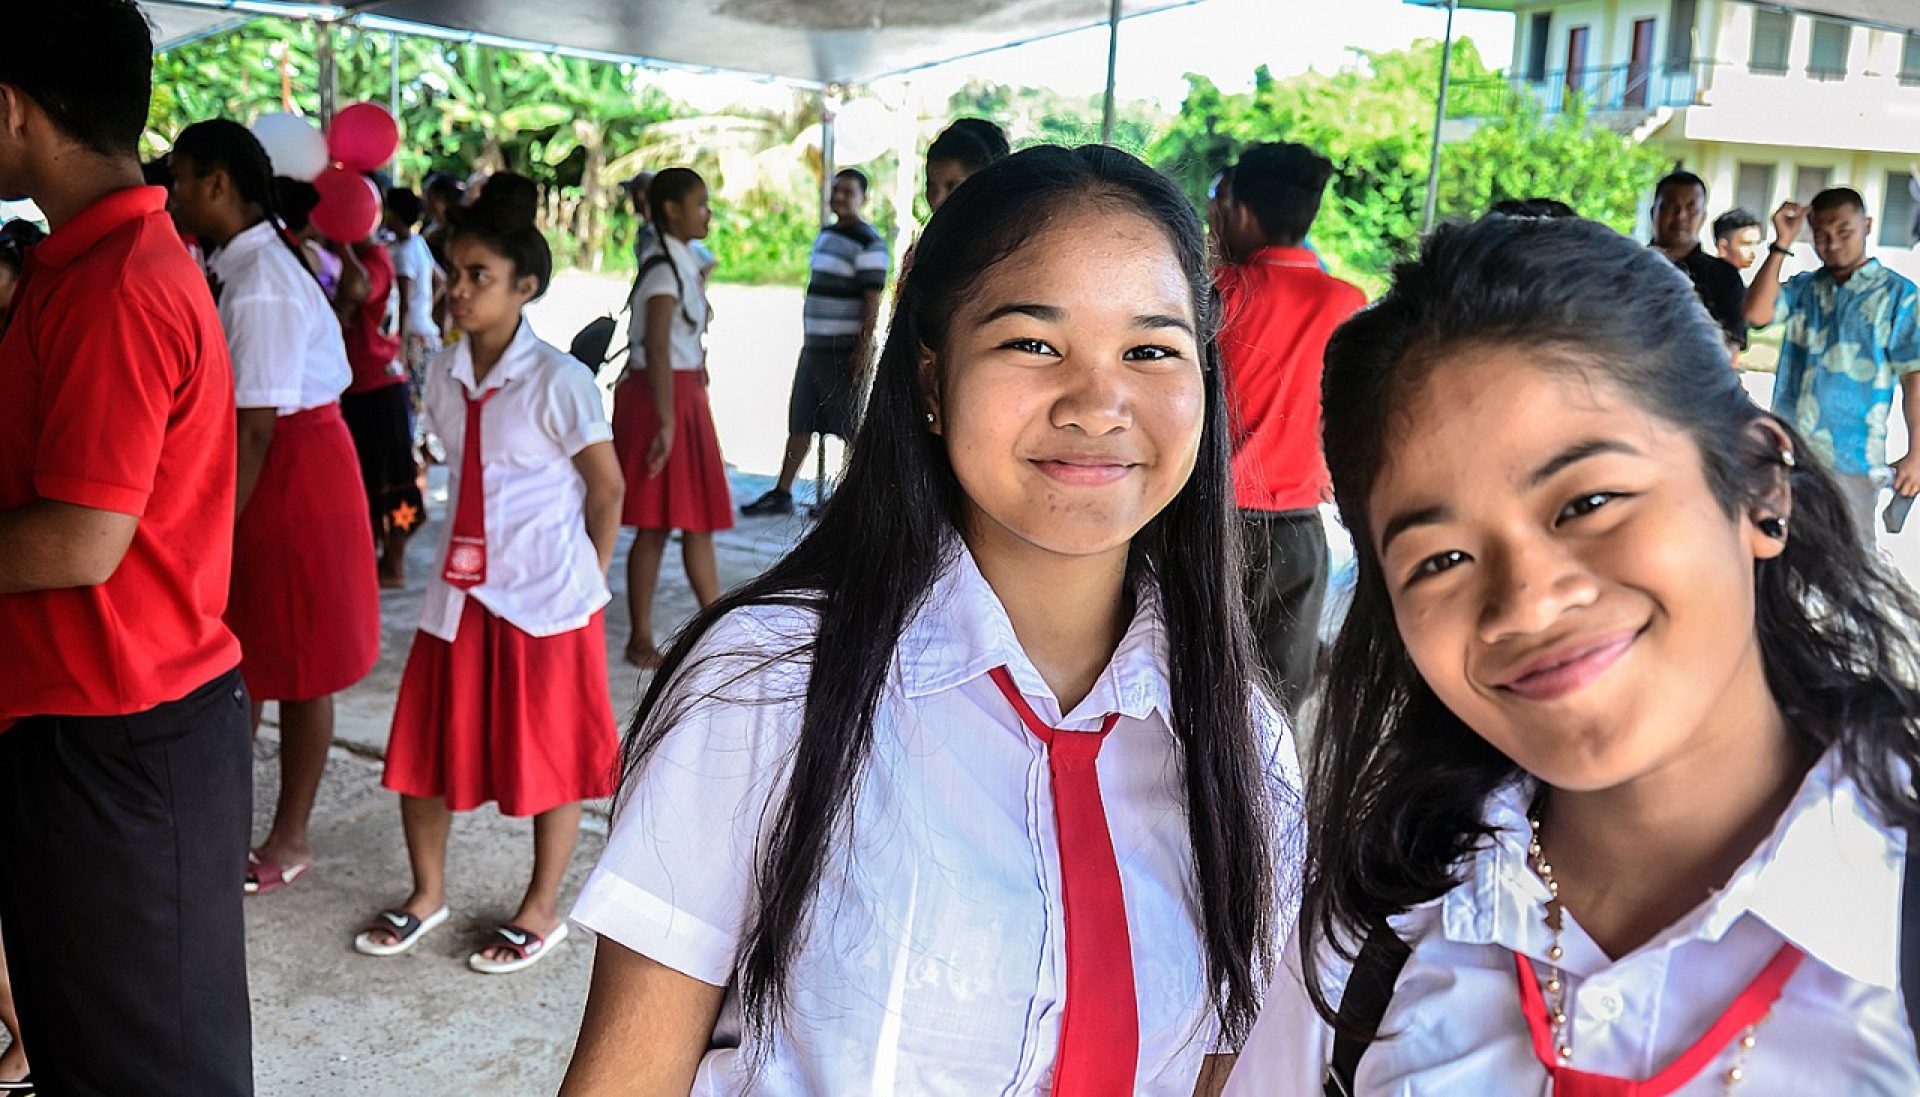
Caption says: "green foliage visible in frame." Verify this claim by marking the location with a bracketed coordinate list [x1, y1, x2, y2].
[147, 26, 1667, 293]
[1149, 39, 1670, 294]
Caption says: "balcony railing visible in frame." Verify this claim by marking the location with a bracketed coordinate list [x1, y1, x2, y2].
[1447, 61, 1708, 119]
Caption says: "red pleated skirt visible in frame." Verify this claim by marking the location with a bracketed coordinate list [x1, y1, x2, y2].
[228, 403, 381, 702]
[613, 371, 735, 532]
[382, 599, 618, 817]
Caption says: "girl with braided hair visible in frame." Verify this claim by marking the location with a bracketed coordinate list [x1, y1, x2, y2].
[168, 118, 380, 898]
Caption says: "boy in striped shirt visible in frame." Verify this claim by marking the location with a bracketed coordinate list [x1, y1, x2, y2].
[742, 169, 889, 515]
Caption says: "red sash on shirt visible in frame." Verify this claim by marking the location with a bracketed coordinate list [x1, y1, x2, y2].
[1513, 943, 1804, 1096]
[989, 666, 1139, 1096]
[443, 388, 498, 589]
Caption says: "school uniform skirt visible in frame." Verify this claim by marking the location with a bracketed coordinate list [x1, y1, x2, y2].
[613, 371, 734, 532]
[382, 598, 618, 816]
[228, 403, 381, 702]
[341, 381, 425, 539]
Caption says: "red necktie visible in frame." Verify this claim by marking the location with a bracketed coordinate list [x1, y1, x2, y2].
[989, 666, 1138, 1096]
[442, 387, 498, 589]
[1513, 943, 1804, 1096]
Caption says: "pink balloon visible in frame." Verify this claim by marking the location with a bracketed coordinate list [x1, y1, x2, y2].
[327, 102, 399, 173]
[312, 167, 381, 243]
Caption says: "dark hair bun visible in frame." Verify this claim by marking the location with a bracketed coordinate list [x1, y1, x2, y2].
[457, 171, 539, 233]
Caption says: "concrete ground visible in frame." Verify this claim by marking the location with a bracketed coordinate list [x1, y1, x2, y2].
[246, 275, 820, 1094]
[26, 273, 1920, 1094]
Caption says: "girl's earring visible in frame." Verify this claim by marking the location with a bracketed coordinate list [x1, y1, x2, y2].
[1758, 515, 1788, 540]
[924, 412, 937, 428]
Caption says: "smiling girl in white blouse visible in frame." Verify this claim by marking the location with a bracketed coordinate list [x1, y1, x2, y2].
[560, 146, 1303, 1096]
[1226, 215, 1920, 1096]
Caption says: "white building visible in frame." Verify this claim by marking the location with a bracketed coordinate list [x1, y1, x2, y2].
[1433, 0, 1920, 263]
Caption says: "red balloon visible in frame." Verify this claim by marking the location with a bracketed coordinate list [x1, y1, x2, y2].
[312, 167, 381, 243]
[328, 102, 399, 173]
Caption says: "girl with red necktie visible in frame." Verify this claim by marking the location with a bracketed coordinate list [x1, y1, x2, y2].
[1226, 215, 1920, 1095]
[354, 175, 624, 975]
[559, 146, 1303, 1096]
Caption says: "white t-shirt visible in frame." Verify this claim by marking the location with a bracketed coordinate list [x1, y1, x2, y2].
[572, 543, 1305, 1094]
[208, 220, 351, 415]
[387, 232, 439, 341]
[417, 320, 614, 641]
[1226, 748, 1920, 1096]
[625, 233, 709, 374]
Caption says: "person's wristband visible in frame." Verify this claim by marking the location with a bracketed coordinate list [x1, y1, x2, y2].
[1769, 243, 1793, 259]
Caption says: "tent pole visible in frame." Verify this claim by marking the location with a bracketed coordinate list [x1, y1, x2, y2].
[317, 19, 338, 125]
[1100, 0, 1122, 144]
[389, 31, 402, 174]
[816, 90, 838, 513]
[1420, 0, 1457, 234]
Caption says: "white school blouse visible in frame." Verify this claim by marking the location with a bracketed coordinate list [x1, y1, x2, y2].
[571, 543, 1305, 1094]
[416, 320, 613, 642]
[626, 233, 709, 373]
[1226, 748, 1920, 1096]
[207, 220, 351, 415]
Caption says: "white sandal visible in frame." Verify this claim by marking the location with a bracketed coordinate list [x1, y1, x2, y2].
[467, 921, 569, 975]
[353, 906, 451, 957]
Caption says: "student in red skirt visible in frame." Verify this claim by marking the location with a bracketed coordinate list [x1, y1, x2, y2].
[612, 167, 732, 669]
[356, 175, 625, 974]
[168, 120, 381, 896]
[336, 211, 424, 588]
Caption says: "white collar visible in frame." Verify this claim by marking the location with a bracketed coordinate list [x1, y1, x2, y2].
[893, 540, 1172, 728]
[1437, 748, 1902, 989]
[450, 318, 543, 396]
[207, 220, 284, 282]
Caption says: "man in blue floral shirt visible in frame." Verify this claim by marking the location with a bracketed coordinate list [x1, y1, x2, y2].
[1745, 187, 1920, 543]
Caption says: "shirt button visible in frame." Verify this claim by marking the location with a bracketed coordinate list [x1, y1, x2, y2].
[1586, 988, 1624, 1022]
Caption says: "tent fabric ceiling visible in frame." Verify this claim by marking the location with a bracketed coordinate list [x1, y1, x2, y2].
[142, 0, 1204, 86]
[145, 4, 254, 50]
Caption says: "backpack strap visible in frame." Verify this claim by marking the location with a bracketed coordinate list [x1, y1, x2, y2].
[1325, 921, 1413, 1097]
[632, 251, 697, 329]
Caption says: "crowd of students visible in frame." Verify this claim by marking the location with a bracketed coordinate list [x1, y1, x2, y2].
[5, 2, 1920, 1095]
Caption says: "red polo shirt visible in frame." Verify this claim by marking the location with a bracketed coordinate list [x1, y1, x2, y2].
[1215, 247, 1367, 513]
[0, 186, 241, 721]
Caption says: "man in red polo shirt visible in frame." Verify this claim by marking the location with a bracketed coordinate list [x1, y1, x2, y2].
[0, 4, 253, 1093]
[1214, 142, 1366, 714]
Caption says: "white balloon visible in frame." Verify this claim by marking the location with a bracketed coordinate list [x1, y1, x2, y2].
[827, 97, 895, 167]
[250, 112, 329, 182]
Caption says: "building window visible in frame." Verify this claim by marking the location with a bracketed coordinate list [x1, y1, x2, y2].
[1884, 172, 1917, 248]
[1736, 162, 1777, 218]
[1666, 0, 1698, 70]
[1794, 165, 1832, 201]
[1527, 12, 1552, 82]
[1807, 20, 1851, 80]
[1749, 10, 1791, 75]
[1901, 33, 1920, 87]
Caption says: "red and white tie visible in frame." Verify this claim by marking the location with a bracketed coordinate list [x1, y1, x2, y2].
[989, 665, 1139, 1096]
[442, 388, 498, 589]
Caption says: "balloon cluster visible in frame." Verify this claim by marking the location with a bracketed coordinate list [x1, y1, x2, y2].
[250, 103, 399, 244]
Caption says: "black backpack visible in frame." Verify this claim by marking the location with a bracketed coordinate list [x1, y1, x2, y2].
[567, 251, 695, 376]
[1323, 838, 1920, 1094]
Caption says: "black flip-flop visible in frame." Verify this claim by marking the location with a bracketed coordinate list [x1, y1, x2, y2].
[352, 906, 451, 957]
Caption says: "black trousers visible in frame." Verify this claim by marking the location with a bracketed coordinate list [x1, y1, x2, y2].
[0, 669, 254, 1096]
[1241, 511, 1330, 716]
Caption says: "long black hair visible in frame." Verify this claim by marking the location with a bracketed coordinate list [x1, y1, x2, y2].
[620, 144, 1282, 1049]
[446, 170, 551, 299]
[170, 119, 315, 285]
[1301, 213, 1920, 1022]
